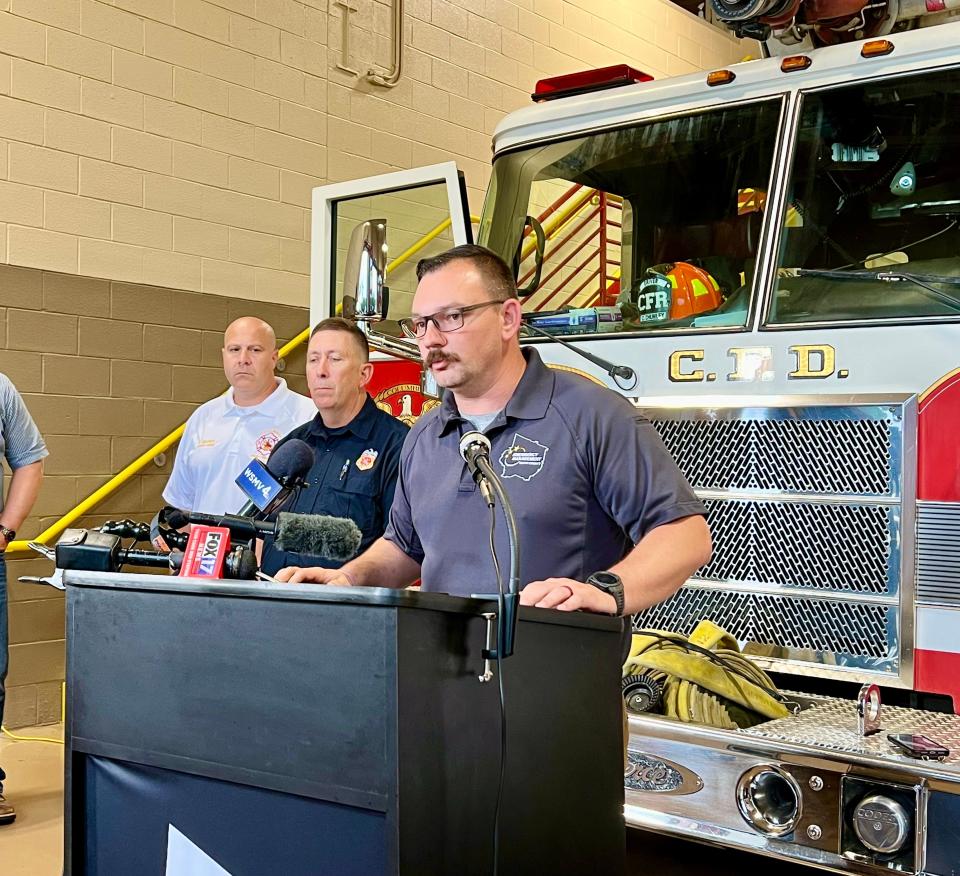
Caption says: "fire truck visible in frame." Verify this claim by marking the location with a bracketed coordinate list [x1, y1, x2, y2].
[310, 19, 960, 874]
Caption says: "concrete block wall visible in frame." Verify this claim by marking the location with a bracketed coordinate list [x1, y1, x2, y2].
[0, 262, 309, 728]
[0, 1, 749, 306]
[0, 0, 751, 726]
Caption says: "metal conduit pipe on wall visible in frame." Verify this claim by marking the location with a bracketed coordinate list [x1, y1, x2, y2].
[366, 0, 404, 87]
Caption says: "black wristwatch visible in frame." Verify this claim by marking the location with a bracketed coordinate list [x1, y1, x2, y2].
[586, 571, 624, 616]
[0, 526, 15, 545]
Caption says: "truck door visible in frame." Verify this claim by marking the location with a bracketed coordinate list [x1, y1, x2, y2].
[309, 161, 473, 343]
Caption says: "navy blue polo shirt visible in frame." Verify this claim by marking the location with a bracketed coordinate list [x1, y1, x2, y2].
[260, 395, 408, 574]
[384, 348, 705, 596]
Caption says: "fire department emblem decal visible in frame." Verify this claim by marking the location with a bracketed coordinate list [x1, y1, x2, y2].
[255, 429, 281, 460]
[356, 449, 379, 471]
[499, 433, 548, 481]
[374, 383, 440, 426]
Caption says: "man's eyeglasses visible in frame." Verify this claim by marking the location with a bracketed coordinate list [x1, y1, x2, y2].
[398, 300, 506, 339]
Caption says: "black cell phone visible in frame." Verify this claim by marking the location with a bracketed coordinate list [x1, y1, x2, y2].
[887, 733, 950, 760]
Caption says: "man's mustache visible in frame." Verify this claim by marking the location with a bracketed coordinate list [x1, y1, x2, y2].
[424, 350, 460, 366]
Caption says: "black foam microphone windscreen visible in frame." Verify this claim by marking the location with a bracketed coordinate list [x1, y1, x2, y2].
[275, 512, 362, 562]
[266, 438, 315, 481]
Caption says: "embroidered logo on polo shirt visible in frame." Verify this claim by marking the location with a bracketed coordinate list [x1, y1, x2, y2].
[255, 430, 281, 460]
[499, 433, 548, 481]
[356, 448, 379, 471]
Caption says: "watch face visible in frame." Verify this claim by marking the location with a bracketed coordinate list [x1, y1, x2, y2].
[590, 571, 620, 589]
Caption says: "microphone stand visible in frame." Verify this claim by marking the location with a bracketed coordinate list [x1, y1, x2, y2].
[475, 456, 520, 659]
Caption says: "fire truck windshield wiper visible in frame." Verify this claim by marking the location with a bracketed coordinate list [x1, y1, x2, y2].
[796, 268, 960, 313]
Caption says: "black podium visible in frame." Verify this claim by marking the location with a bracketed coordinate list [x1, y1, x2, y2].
[62, 571, 626, 875]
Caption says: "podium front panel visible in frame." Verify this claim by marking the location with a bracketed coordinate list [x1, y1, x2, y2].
[78, 756, 385, 875]
[64, 573, 626, 875]
[68, 584, 397, 809]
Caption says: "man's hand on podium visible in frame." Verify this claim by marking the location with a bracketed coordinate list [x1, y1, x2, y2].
[520, 578, 617, 615]
[274, 566, 354, 585]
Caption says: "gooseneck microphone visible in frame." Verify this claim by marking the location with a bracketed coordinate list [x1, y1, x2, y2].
[458, 431, 495, 507]
[164, 507, 362, 562]
[458, 430, 521, 659]
[236, 438, 316, 518]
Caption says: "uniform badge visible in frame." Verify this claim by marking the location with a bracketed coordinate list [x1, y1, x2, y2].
[256, 430, 281, 459]
[356, 448, 379, 471]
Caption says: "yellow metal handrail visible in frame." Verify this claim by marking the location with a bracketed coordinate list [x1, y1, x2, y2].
[7, 216, 478, 556]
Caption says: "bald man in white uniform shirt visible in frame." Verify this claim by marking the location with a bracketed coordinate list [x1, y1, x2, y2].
[163, 317, 316, 515]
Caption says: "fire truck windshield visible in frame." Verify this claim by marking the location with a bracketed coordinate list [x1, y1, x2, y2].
[769, 66, 960, 326]
[478, 100, 782, 337]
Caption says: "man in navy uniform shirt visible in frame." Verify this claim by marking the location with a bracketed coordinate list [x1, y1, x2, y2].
[259, 318, 408, 575]
[276, 246, 710, 619]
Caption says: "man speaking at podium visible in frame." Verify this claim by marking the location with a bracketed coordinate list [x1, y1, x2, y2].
[276, 246, 710, 620]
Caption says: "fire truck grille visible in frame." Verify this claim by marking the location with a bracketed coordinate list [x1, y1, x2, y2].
[651, 416, 895, 496]
[698, 499, 894, 595]
[635, 401, 909, 678]
[633, 588, 892, 661]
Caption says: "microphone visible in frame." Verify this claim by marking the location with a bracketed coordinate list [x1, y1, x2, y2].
[148, 506, 189, 551]
[458, 431, 521, 660]
[54, 527, 258, 578]
[163, 507, 362, 562]
[180, 525, 258, 579]
[458, 431, 495, 507]
[56, 528, 176, 574]
[235, 438, 315, 517]
[274, 512, 362, 561]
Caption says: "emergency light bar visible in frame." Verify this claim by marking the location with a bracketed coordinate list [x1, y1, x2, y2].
[532, 64, 653, 102]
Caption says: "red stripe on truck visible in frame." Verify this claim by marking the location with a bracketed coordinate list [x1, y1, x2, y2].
[918, 369, 960, 501]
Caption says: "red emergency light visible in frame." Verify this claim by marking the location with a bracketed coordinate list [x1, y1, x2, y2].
[532, 65, 653, 102]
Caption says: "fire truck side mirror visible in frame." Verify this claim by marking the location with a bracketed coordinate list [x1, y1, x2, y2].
[344, 219, 389, 322]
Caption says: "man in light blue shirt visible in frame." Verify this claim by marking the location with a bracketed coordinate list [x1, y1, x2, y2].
[0, 374, 47, 826]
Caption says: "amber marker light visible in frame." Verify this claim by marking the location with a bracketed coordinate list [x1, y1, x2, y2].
[706, 69, 736, 87]
[780, 55, 812, 72]
[861, 39, 894, 58]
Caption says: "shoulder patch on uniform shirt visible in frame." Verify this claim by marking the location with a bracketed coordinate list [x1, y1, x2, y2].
[256, 429, 281, 459]
[499, 432, 548, 481]
[356, 448, 379, 471]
